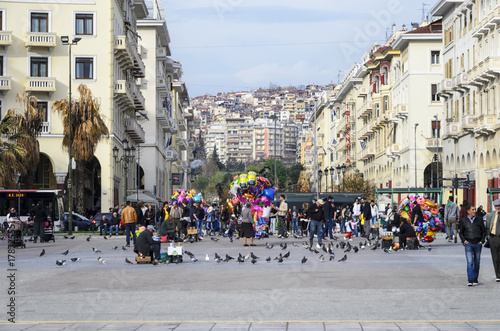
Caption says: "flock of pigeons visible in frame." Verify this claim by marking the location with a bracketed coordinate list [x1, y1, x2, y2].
[33, 233, 431, 267]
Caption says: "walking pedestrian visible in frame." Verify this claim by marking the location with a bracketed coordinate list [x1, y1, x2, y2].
[459, 205, 486, 286]
[169, 201, 182, 240]
[321, 196, 334, 240]
[241, 202, 255, 246]
[32, 202, 47, 243]
[309, 199, 325, 249]
[444, 196, 460, 243]
[291, 205, 299, 234]
[122, 201, 137, 247]
[485, 199, 500, 282]
[361, 197, 372, 238]
[275, 195, 288, 238]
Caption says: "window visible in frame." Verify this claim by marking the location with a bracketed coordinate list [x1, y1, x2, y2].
[0, 10, 3, 30]
[0, 55, 3, 76]
[431, 120, 441, 138]
[75, 13, 93, 35]
[30, 57, 48, 77]
[431, 84, 440, 102]
[31, 12, 48, 32]
[31, 101, 48, 122]
[75, 57, 93, 79]
[383, 95, 389, 111]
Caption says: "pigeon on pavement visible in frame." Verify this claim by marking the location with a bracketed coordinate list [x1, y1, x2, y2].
[338, 254, 347, 262]
[125, 258, 134, 264]
[266, 256, 271, 262]
[283, 251, 290, 258]
[122, 246, 127, 251]
[112, 246, 118, 250]
[71, 258, 80, 262]
[61, 250, 69, 255]
[86, 235, 91, 242]
[97, 257, 106, 264]
[56, 260, 66, 266]
[205, 254, 210, 262]
[301, 256, 307, 263]
[250, 252, 259, 259]
[39, 249, 45, 257]
[319, 254, 324, 262]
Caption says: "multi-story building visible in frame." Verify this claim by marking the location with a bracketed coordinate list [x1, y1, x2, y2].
[0, 0, 192, 212]
[283, 120, 299, 166]
[204, 122, 227, 164]
[431, 0, 500, 208]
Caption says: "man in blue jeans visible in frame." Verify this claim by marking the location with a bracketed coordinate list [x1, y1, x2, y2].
[458, 205, 486, 286]
[309, 199, 325, 249]
[321, 196, 334, 240]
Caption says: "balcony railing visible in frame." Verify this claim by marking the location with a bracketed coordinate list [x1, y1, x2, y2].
[437, 78, 453, 95]
[357, 124, 374, 140]
[0, 76, 12, 91]
[156, 47, 167, 59]
[0, 31, 13, 46]
[41, 122, 50, 134]
[25, 77, 56, 93]
[113, 79, 145, 111]
[394, 104, 408, 118]
[156, 107, 171, 131]
[426, 138, 443, 150]
[114, 34, 145, 78]
[25, 32, 57, 49]
[473, 115, 496, 136]
[444, 122, 461, 139]
[358, 102, 373, 118]
[124, 117, 145, 143]
[358, 146, 375, 161]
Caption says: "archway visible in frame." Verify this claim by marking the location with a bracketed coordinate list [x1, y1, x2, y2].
[424, 162, 443, 188]
[33, 153, 56, 189]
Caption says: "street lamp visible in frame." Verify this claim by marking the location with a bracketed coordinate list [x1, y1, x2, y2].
[434, 115, 440, 189]
[113, 139, 136, 203]
[341, 164, 346, 192]
[336, 165, 341, 192]
[414, 123, 419, 188]
[329, 166, 334, 192]
[15, 172, 21, 217]
[61, 36, 81, 235]
[318, 169, 323, 193]
[324, 168, 329, 192]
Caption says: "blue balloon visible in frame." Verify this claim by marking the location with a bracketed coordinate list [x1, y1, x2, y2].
[263, 188, 275, 201]
[193, 193, 202, 203]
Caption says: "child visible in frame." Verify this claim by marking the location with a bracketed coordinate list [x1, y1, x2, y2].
[227, 214, 237, 243]
[345, 217, 355, 241]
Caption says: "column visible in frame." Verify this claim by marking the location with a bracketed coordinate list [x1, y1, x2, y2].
[54, 172, 68, 192]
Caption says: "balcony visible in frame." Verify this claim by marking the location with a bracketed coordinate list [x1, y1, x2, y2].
[394, 104, 408, 118]
[113, 79, 145, 111]
[41, 122, 50, 134]
[156, 47, 168, 59]
[124, 117, 145, 143]
[0, 76, 12, 92]
[358, 146, 375, 161]
[25, 77, 56, 93]
[156, 75, 168, 90]
[461, 115, 475, 131]
[25, 32, 57, 50]
[473, 115, 496, 137]
[357, 124, 374, 140]
[114, 35, 146, 78]
[356, 86, 368, 97]
[425, 138, 443, 151]
[444, 122, 461, 139]
[468, 56, 500, 87]
[387, 111, 398, 123]
[437, 78, 453, 96]
[0, 31, 13, 47]
[156, 107, 171, 132]
[453, 72, 469, 90]
[358, 102, 373, 118]
[177, 113, 187, 131]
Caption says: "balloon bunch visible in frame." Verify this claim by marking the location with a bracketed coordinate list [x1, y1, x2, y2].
[416, 198, 444, 243]
[171, 189, 205, 206]
[227, 171, 277, 220]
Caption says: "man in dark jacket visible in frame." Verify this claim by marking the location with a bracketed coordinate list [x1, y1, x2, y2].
[399, 218, 416, 249]
[33, 202, 48, 243]
[361, 197, 372, 238]
[134, 225, 160, 262]
[99, 214, 109, 236]
[458, 205, 486, 286]
[321, 196, 334, 240]
[309, 199, 325, 249]
[109, 212, 120, 236]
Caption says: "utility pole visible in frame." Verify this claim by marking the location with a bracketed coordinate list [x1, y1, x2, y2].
[414, 123, 419, 188]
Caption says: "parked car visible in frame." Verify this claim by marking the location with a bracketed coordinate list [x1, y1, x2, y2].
[63, 212, 96, 231]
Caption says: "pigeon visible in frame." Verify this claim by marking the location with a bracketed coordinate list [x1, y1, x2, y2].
[237, 256, 244, 263]
[274, 253, 283, 260]
[0, 236, 5, 240]
[122, 246, 127, 251]
[281, 243, 287, 250]
[205, 254, 210, 262]
[292, 242, 299, 247]
[339, 242, 346, 249]
[266, 256, 271, 262]
[344, 246, 351, 253]
[328, 246, 333, 255]
[336, 243, 339, 249]
[125, 258, 134, 265]
[215, 257, 222, 263]
[225, 254, 234, 261]
[265, 243, 274, 249]
[69, 236, 75, 239]
[56, 260, 66, 266]
[283, 251, 290, 258]
[313, 249, 319, 254]
[103, 236, 108, 240]
[371, 245, 378, 251]
[39, 249, 45, 257]
[384, 248, 390, 253]
[428, 247, 432, 252]
[64, 235, 69, 239]
[329, 255, 335, 261]
[250, 252, 259, 259]
[277, 256, 283, 263]
[112, 246, 118, 250]
[191, 256, 198, 262]
[92, 247, 101, 253]
[71, 257, 81, 262]
[301, 256, 307, 263]
[353, 246, 359, 253]
[319, 254, 324, 262]
[86, 235, 91, 242]
[211, 237, 219, 242]
[322, 245, 327, 253]
[251, 259, 257, 264]
[215, 253, 221, 260]
[61, 250, 69, 255]
[185, 250, 194, 257]
[97, 257, 106, 264]
[338, 254, 347, 262]
[244, 253, 251, 261]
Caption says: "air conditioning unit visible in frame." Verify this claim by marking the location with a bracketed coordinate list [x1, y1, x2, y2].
[166, 150, 177, 161]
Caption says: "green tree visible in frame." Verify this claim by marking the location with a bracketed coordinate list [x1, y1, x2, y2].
[341, 173, 376, 200]
[53, 84, 110, 214]
[211, 146, 225, 171]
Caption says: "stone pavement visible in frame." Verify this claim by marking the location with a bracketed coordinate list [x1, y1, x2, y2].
[2, 321, 500, 330]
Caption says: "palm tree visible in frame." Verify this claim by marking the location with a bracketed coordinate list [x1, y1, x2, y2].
[0, 114, 26, 188]
[6, 93, 45, 188]
[53, 84, 110, 214]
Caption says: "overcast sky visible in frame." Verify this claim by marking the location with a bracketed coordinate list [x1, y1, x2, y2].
[163, 0, 431, 97]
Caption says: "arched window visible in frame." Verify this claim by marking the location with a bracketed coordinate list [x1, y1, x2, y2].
[381, 67, 388, 85]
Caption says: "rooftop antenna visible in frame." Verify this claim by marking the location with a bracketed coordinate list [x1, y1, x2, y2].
[421, 3, 430, 22]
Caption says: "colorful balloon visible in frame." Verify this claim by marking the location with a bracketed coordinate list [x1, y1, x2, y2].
[247, 172, 257, 187]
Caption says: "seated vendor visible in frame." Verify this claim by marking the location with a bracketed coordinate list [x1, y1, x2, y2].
[134, 225, 160, 262]
[159, 215, 175, 240]
[399, 218, 417, 248]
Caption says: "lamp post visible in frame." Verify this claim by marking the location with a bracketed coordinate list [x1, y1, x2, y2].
[434, 115, 439, 189]
[113, 139, 136, 203]
[414, 123, 419, 188]
[336, 165, 341, 192]
[341, 164, 346, 192]
[329, 166, 334, 192]
[318, 169, 323, 193]
[15, 172, 21, 216]
[61, 36, 81, 235]
[269, 115, 278, 188]
[324, 168, 329, 192]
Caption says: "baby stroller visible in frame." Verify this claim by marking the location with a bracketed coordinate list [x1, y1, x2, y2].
[43, 218, 56, 243]
[8, 220, 26, 248]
